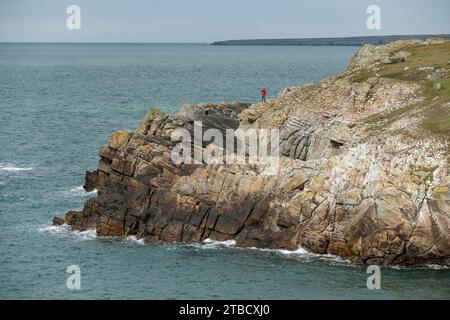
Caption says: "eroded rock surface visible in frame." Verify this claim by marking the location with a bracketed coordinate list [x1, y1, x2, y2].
[56, 40, 450, 266]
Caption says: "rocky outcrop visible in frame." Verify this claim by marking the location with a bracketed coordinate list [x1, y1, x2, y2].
[56, 40, 450, 266]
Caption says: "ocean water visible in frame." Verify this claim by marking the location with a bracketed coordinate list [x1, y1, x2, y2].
[0, 43, 449, 300]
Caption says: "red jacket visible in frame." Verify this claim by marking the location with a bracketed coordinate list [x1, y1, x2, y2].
[261, 89, 267, 96]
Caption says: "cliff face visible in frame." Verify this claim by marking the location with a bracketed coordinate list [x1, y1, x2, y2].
[56, 39, 450, 266]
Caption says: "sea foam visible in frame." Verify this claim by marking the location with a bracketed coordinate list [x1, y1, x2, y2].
[123, 235, 145, 245]
[202, 238, 237, 248]
[38, 224, 97, 241]
[38, 224, 145, 245]
[65, 185, 98, 197]
[0, 163, 33, 172]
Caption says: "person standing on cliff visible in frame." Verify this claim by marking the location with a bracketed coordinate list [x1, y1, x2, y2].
[261, 88, 267, 102]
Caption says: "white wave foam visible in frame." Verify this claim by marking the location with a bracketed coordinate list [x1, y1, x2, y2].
[74, 229, 97, 240]
[426, 264, 449, 270]
[390, 264, 450, 270]
[37, 224, 71, 234]
[66, 185, 97, 197]
[38, 224, 97, 241]
[259, 246, 449, 268]
[70, 186, 85, 192]
[246, 245, 352, 265]
[200, 238, 236, 248]
[0, 163, 33, 172]
[36, 224, 450, 268]
[38, 224, 147, 245]
[261, 246, 309, 255]
[124, 235, 145, 245]
[188, 240, 352, 265]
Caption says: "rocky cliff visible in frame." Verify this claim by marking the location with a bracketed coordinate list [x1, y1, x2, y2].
[55, 39, 450, 266]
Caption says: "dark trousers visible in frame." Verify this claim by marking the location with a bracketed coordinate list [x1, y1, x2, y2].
[261, 95, 266, 102]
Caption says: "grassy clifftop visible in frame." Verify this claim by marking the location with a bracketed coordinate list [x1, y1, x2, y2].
[351, 40, 450, 137]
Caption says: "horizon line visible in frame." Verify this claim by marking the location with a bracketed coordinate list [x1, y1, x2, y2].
[0, 41, 209, 44]
[2, 33, 449, 45]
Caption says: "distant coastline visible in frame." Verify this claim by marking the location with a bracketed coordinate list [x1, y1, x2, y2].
[211, 34, 450, 46]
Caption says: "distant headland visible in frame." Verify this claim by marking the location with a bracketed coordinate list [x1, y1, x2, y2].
[211, 34, 450, 46]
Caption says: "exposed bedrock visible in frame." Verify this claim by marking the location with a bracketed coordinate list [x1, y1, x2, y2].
[56, 40, 450, 266]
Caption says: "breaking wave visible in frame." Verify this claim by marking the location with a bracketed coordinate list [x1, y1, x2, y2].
[190, 238, 352, 265]
[0, 163, 33, 172]
[390, 264, 450, 270]
[37, 224, 144, 245]
[201, 238, 237, 248]
[36, 227, 448, 269]
[65, 185, 97, 197]
[123, 235, 145, 245]
[37, 224, 97, 241]
[255, 246, 353, 265]
[425, 264, 449, 270]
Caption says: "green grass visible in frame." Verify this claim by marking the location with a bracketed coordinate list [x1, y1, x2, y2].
[360, 41, 450, 132]
[419, 76, 450, 137]
[377, 42, 450, 82]
[365, 104, 417, 124]
[425, 115, 450, 133]
[150, 107, 162, 116]
[422, 98, 450, 137]
[351, 69, 376, 83]
[352, 42, 450, 84]
[422, 78, 450, 98]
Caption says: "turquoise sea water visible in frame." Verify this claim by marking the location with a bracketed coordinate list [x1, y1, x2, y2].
[0, 43, 448, 299]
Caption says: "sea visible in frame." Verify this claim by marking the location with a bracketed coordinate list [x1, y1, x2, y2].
[0, 43, 448, 299]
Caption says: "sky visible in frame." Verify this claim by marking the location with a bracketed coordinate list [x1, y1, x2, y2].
[0, 0, 449, 42]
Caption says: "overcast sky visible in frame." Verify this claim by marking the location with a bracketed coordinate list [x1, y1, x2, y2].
[0, 0, 449, 42]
